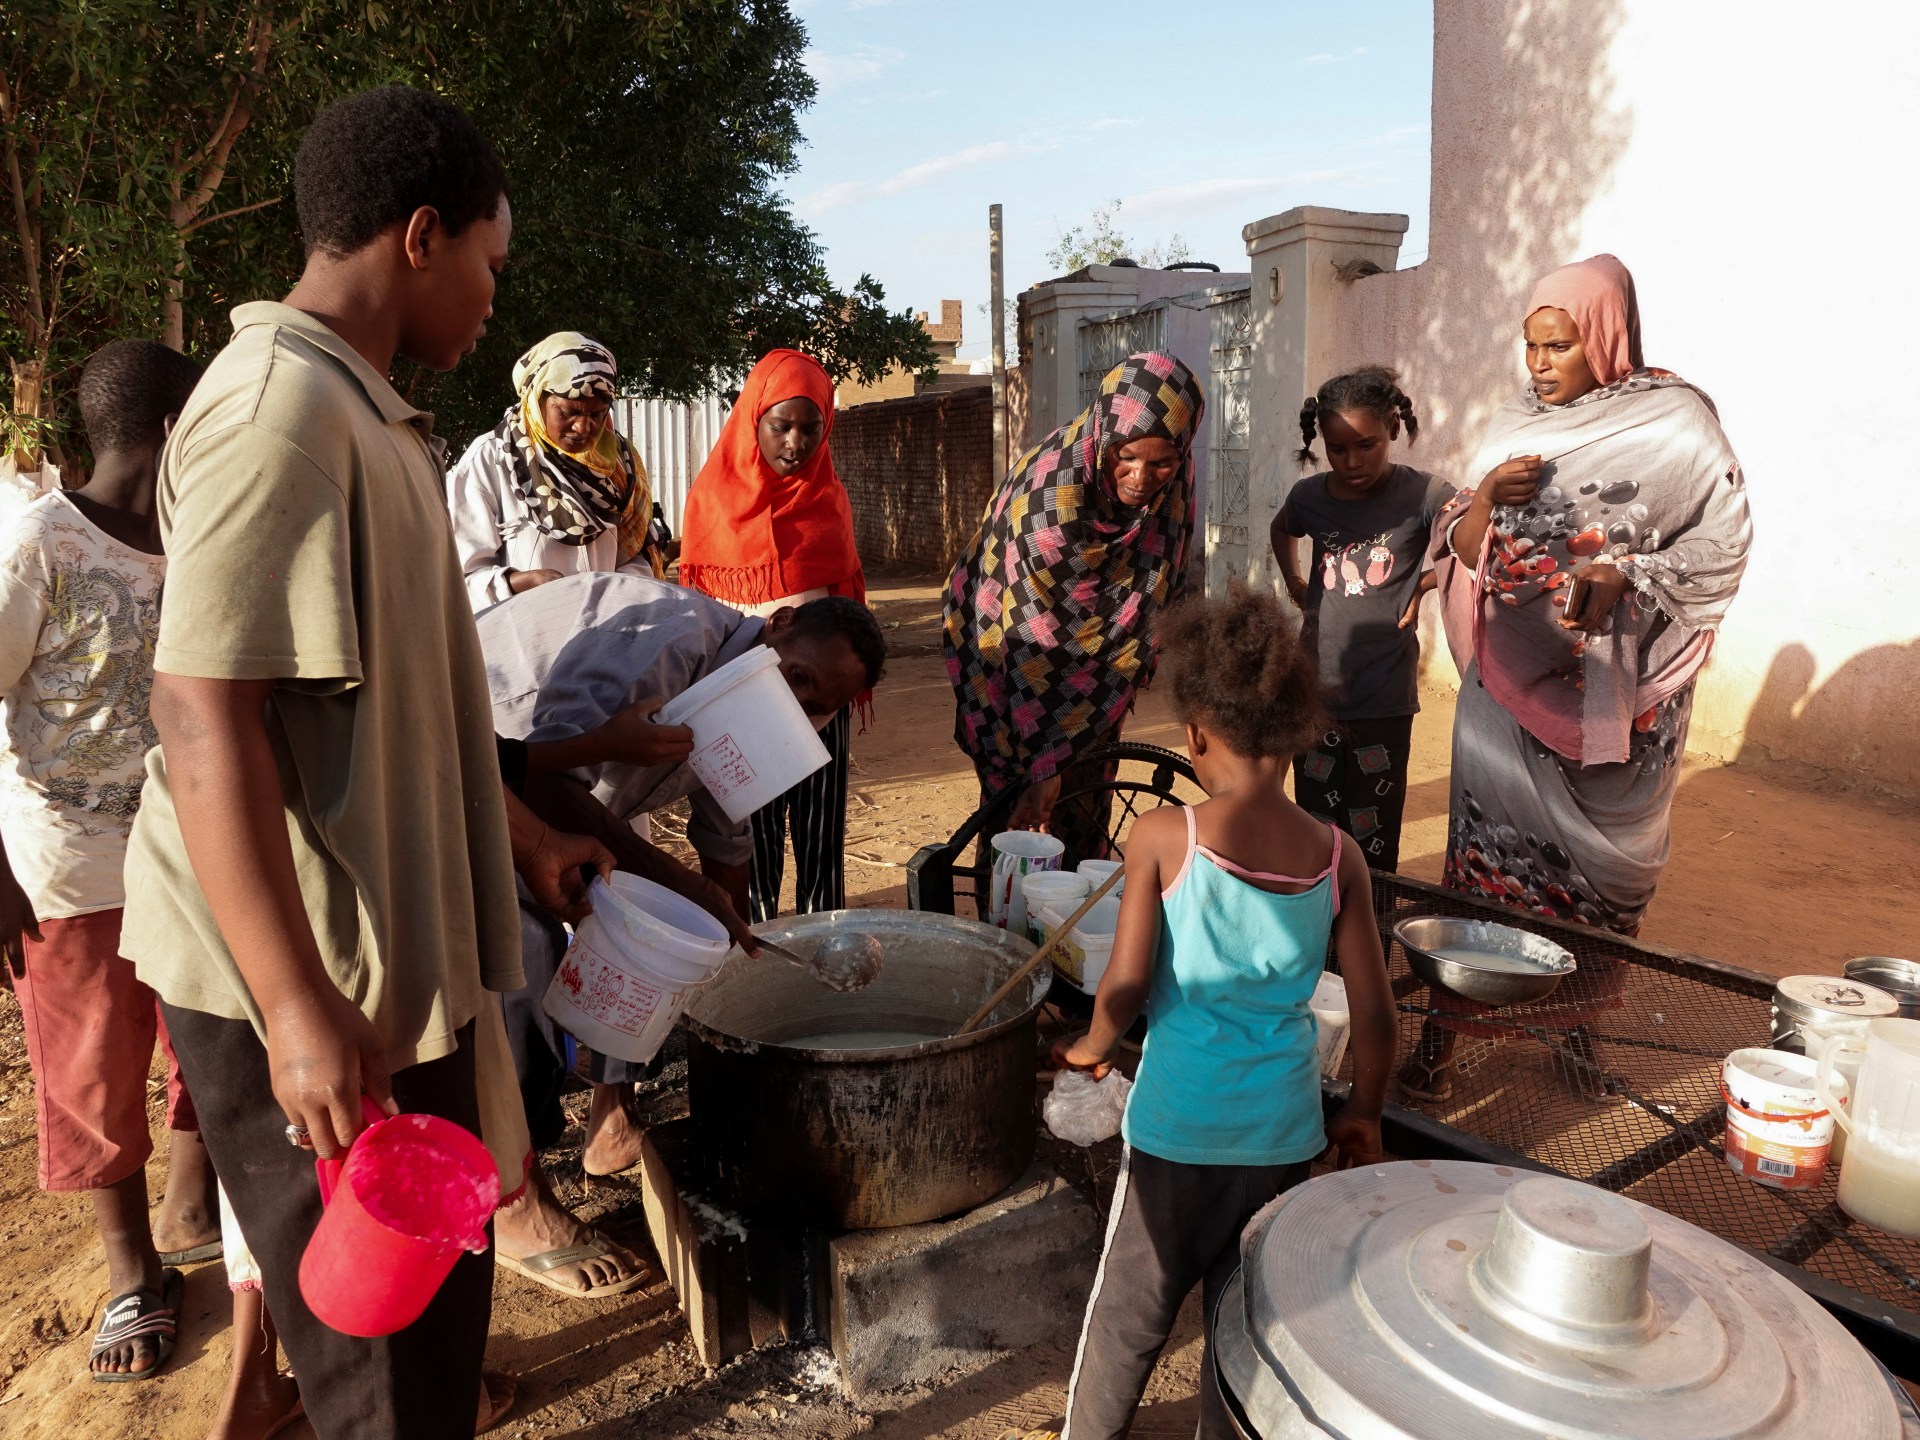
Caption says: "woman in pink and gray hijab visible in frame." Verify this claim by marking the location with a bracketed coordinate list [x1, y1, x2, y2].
[1399, 255, 1752, 1102]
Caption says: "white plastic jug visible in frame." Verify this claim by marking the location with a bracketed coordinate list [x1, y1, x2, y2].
[988, 831, 1064, 931]
[1817, 1017, 1920, 1238]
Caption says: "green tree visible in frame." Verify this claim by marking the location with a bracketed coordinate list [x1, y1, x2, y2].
[1, 0, 934, 476]
[1044, 198, 1190, 275]
[410, 0, 936, 440]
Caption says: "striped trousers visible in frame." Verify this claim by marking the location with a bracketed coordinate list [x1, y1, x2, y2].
[749, 705, 851, 923]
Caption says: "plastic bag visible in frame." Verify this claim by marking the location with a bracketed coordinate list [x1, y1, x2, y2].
[1044, 1069, 1133, 1147]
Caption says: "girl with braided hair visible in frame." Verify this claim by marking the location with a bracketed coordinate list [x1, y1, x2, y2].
[1270, 366, 1455, 872]
[1038, 584, 1395, 1440]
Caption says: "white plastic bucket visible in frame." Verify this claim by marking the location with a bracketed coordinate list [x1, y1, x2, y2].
[656, 648, 831, 823]
[1037, 896, 1120, 995]
[543, 874, 731, 1064]
[1721, 1047, 1847, 1191]
[989, 831, 1065, 931]
[1022, 871, 1091, 944]
[1077, 859, 1124, 898]
[1310, 972, 1350, 1077]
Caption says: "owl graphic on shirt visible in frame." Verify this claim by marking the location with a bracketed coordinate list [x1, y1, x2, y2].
[1319, 531, 1397, 597]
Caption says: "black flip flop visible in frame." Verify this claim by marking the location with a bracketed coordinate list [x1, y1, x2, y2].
[88, 1266, 183, 1383]
[157, 1239, 222, 1267]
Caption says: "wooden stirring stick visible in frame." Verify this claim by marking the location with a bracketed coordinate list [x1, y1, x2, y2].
[953, 867, 1125, 1036]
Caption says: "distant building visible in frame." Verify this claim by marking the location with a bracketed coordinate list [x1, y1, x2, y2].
[837, 300, 987, 409]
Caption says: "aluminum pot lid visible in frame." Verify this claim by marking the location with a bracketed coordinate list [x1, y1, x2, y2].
[1243, 1161, 1899, 1440]
[1773, 974, 1899, 1020]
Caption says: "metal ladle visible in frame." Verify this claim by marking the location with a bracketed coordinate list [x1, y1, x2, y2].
[755, 933, 885, 993]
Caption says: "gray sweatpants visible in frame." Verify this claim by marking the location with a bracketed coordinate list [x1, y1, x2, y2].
[1063, 1146, 1310, 1440]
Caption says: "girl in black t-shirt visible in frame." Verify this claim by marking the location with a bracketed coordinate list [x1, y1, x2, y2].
[1271, 367, 1456, 872]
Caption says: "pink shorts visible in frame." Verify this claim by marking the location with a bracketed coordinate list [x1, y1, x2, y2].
[12, 909, 197, 1191]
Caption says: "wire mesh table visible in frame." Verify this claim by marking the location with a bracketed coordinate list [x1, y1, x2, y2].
[1360, 872, 1920, 1377]
[909, 769, 1920, 1376]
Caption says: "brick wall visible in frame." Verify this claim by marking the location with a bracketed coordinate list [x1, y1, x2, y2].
[835, 386, 996, 573]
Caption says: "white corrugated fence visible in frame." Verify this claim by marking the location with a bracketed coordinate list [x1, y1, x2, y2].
[612, 391, 732, 534]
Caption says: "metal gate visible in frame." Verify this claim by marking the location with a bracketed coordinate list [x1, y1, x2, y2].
[1203, 287, 1253, 597]
[1076, 303, 1166, 413]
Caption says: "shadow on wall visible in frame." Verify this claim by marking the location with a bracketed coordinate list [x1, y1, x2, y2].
[1336, 0, 1634, 690]
[1733, 640, 1920, 796]
[1334, 0, 1635, 482]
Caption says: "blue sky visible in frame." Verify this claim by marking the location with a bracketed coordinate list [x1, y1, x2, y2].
[786, 1, 1434, 359]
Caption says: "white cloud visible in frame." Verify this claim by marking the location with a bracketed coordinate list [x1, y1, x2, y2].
[1300, 51, 1340, 66]
[1121, 170, 1383, 218]
[798, 141, 1040, 216]
[802, 44, 906, 90]
[1355, 122, 1428, 147]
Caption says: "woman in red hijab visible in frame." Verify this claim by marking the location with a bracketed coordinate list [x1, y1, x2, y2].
[681, 350, 866, 922]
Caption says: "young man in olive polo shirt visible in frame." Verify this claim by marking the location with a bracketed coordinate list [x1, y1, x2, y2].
[120, 87, 521, 1438]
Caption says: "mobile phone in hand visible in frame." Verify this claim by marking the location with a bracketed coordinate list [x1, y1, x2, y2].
[1563, 573, 1592, 624]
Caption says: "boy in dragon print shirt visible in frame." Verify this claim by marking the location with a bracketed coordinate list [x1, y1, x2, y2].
[0, 339, 219, 1382]
[1272, 367, 1455, 872]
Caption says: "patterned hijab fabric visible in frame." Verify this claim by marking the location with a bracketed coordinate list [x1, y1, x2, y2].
[496, 331, 650, 561]
[943, 351, 1204, 793]
[1436, 255, 1750, 768]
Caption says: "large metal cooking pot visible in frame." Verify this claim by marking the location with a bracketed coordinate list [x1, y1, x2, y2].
[683, 909, 1045, 1230]
[1213, 1161, 1912, 1439]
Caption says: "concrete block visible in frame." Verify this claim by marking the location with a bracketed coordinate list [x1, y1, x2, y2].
[828, 1162, 1099, 1398]
[638, 1119, 754, 1367]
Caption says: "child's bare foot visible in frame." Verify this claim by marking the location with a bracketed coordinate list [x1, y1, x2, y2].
[152, 1128, 220, 1260]
[494, 1160, 646, 1297]
[206, 1373, 302, 1440]
[210, 1285, 301, 1437]
[478, 1371, 516, 1433]
[581, 1082, 647, 1177]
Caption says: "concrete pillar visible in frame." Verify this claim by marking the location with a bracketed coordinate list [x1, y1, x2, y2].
[1239, 207, 1408, 591]
[1021, 275, 1143, 441]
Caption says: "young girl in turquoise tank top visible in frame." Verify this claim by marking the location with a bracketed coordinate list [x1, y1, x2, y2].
[1037, 585, 1397, 1440]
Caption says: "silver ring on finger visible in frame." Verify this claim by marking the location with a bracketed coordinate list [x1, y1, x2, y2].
[285, 1122, 314, 1150]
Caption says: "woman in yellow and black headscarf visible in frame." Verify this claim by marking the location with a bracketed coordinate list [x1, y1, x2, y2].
[446, 331, 661, 611]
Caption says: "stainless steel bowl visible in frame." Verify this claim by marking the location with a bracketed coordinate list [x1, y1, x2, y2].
[1395, 915, 1576, 1007]
[1844, 957, 1920, 1019]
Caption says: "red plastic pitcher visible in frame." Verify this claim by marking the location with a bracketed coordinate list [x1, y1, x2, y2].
[298, 1100, 498, 1337]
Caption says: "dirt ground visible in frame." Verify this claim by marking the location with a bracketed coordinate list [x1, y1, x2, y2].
[5, 569, 1920, 1438]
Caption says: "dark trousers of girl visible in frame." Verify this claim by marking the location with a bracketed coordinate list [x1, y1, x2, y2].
[750, 705, 851, 922]
[160, 1007, 490, 1439]
[1064, 1149, 1309, 1439]
[1291, 715, 1415, 873]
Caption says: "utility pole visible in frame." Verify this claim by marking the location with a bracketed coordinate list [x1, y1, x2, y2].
[989, 203, 1008, 481]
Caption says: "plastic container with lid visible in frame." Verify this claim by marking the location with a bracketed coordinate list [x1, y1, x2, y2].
[1021, 870, 1091, 944]
[1076, 859, 1124, 897]
[1036, 894, 1121, 995]
[1721, 1046, 1846, 1190]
